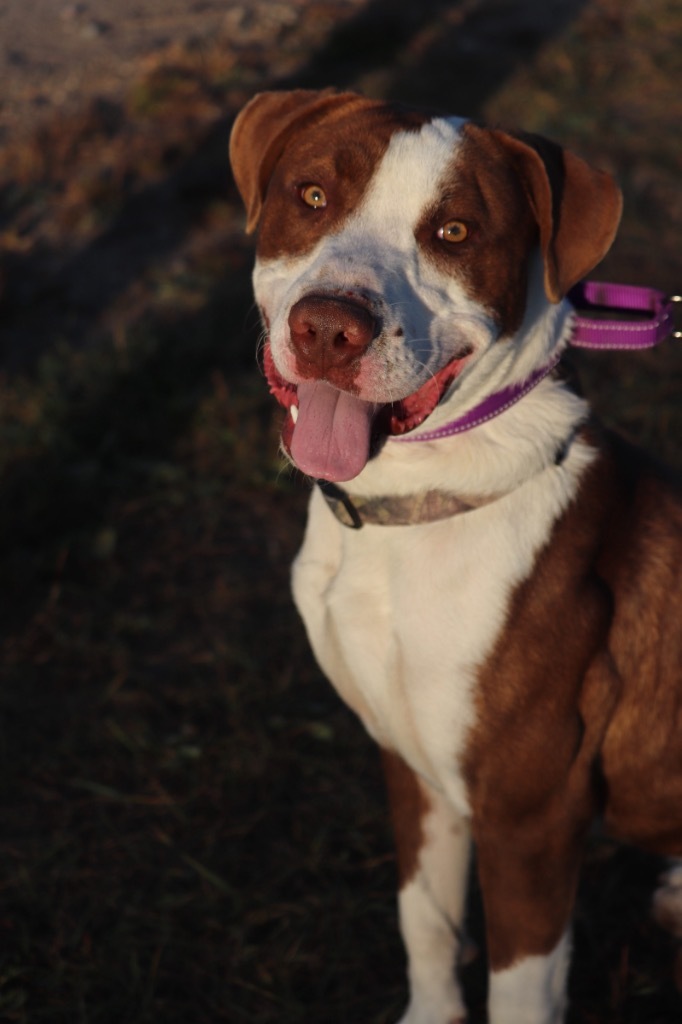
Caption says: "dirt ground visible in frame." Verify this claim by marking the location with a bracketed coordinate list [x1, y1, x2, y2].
[0, 0, 240, 139]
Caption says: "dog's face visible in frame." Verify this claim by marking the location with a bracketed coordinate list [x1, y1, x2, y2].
[230, 90, 621, 481]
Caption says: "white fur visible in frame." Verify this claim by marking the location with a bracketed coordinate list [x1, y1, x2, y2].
[254, 119, 499, 405]
[261, 111, 598, 1024]
[396, 785, 471, 1024]
[653, 860, 682, 938]
[350, 370, 589, 500]
[293, 422, 594, 816]
[292, 408, 592, 1024]
[488, 931, 572, 1024]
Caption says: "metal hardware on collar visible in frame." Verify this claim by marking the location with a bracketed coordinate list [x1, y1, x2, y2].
[317, 480, 502, 528]
[671, 294, 682, 340]
[317, 480, 364, 528]
[392, 280, 679, 445]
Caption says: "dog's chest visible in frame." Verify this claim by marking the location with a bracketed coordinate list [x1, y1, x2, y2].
[292, 476, 571, 814]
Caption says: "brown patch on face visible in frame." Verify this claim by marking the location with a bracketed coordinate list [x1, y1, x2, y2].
[464, 430, 682, 970]
[416, 124, 539, 338]
[381, 748, 431, 888]
[230, 90, 373, 232]
[416, 122, 622, 333]
[255, 101, 431, 262]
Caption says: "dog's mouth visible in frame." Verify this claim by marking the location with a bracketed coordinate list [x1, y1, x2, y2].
[263, 342, 472, 482]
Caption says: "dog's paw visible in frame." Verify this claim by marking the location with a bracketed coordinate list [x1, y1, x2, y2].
[653, 863, 682, 938]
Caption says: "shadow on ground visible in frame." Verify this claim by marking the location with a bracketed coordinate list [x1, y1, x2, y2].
[0, 1, 680, 1022]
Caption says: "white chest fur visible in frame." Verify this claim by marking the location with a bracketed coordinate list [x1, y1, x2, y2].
[292, 426, 594, 817]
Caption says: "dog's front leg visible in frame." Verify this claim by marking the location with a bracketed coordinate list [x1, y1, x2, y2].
[382, 751, 471, 1024]
[475, 824, 583, 1024]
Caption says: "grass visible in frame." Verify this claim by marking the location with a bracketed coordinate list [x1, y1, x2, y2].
[0, 1, 680, 1022]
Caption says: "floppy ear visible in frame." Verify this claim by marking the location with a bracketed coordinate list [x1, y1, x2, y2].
[490, 129, 623, 302]
[229, 89, 363, 233]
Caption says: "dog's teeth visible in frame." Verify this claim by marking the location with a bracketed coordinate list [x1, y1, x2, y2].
[290, 404, 299, 423]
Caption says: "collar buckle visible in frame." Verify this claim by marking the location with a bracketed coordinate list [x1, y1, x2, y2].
[316, 480, 364, 528]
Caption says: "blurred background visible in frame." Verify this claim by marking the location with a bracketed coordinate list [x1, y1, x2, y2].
[0, 1, 680, 1021]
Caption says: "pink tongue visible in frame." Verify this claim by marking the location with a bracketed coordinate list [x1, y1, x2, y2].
[290, 380, 377, 482]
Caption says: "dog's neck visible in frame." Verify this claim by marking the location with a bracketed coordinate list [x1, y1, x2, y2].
[406, 258, 572, 434]
[342, 288, 589, 503]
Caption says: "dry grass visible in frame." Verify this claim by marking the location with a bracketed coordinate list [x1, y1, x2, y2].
[0, 1, 680, 1022]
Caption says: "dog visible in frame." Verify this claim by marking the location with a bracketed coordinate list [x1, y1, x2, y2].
[229, 89, 682, 1024]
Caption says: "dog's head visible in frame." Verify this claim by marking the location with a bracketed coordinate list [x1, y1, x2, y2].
[230, 89, 622, 482]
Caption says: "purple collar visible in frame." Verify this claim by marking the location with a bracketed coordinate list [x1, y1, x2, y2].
[393, 282, 679, 443]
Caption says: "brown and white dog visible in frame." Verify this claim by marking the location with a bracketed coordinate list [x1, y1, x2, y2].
[229, 89, 682, 1024]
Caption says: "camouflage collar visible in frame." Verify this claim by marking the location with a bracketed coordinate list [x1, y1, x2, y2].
[316, 480, 500, 529]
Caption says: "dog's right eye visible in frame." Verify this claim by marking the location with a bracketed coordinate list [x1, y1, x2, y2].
[299, 184, 328, 209]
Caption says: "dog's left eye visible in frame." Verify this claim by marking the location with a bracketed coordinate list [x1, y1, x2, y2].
[437, 220, 468, 243]
[299, 184, 328, 209]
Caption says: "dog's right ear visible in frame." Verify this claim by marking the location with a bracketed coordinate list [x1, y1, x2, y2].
[229, 89, 360, 233]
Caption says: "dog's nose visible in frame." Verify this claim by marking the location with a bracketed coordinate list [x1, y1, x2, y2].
[288, 295, 377, 371]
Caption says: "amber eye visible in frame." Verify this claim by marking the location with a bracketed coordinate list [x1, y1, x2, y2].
[437, 219, 468, 243]
[300, 184, 327, 209]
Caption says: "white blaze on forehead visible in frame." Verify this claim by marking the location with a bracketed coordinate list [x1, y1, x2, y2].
[254, 114, 476, 330]
[254, 110, 500, 410]
[352, 115, 468, 238]
[274, 112, 484, 358]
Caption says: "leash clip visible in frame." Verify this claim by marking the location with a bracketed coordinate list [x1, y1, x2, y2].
[670, 294, 682, 340]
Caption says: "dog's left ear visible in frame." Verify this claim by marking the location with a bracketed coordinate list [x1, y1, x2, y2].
[490, 129, 623, 302]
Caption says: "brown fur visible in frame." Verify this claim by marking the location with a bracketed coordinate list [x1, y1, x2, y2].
[416, 127, 540, 337]
[464, 431, 682, 969]
[485, 127, 623, 303]
[423, 123, 621, 331]
[230, 90, 430, 257]
[382, 748, 432, 887]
